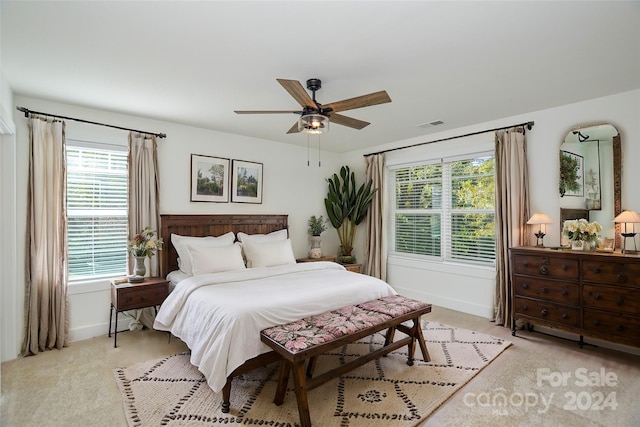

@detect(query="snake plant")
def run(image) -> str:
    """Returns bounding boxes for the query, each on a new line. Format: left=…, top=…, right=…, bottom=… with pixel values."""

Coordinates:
left=324, top=165, right=376, bottom=258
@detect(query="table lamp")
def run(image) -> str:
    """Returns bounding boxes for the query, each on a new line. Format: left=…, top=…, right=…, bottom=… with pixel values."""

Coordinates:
left=527, top=212, right=553, bottom=247
left=613, top=210, right=640, bottom=254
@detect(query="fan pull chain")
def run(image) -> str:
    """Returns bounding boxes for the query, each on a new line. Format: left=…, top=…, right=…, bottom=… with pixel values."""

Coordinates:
left=307, top=133, right=310, bottom=166
left=318, top=134, right=321, bottom=167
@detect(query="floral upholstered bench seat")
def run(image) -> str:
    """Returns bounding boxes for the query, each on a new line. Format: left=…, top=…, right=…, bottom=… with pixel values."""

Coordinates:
left=260, top=295, right=432, bottom=427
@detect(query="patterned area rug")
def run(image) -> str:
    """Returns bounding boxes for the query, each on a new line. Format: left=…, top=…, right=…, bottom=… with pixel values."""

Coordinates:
left=114, top=321, right=510, bottom=426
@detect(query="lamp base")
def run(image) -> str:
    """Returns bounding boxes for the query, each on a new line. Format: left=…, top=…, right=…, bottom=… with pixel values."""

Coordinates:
left=534, top=231, right=546, bottom=247
left=621, top=232, right=638, bottom=254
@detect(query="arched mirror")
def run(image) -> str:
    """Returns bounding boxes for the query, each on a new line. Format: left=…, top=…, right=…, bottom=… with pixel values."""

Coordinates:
left=559, top=123, right=621, bottom=247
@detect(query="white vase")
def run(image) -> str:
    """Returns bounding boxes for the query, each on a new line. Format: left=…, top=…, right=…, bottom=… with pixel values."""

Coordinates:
left=571, top=241, right=584, bottom=251
left=309, top=236, right=322, bottom=259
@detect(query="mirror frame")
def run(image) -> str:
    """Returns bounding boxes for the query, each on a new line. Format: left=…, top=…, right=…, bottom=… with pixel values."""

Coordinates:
left=560, top=124, right=621, bottom=248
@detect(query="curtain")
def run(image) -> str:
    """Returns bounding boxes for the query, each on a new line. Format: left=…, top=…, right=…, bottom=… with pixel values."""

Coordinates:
left=127, top=132, right=160, bottom=329
left=22, top=117, right=68, bottom=356
left=127, top=132, right=160, bottom=275
left=364, top=154, right=386, bottom=280
left=494, top=127, right=530, bottom=327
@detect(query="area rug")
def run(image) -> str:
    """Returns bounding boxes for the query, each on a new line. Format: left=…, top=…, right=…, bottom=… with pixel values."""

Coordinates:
left=114, top=321, right=510, bottom=426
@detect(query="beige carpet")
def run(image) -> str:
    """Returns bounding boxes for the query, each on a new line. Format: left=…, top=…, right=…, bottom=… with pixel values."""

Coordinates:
left=114, top=321, right=510, bottom=426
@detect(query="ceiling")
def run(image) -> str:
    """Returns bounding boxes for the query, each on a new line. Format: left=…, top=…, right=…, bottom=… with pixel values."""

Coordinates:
left=2, top=1, right=639, bottom=153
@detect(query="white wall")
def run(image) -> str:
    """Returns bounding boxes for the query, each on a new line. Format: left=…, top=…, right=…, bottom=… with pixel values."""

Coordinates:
left=346, top=89, right=640, bottom=319
left=2, top=95, right=344, bottom=360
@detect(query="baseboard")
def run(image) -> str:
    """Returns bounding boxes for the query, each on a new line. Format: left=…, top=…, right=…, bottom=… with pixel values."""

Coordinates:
left=68, top=317, right=132, bottom=342
left=391, top=285, right=493, bottom=319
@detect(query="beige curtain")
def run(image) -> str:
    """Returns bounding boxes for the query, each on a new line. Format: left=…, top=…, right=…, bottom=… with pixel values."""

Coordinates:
left=364, top=154, right=386, bottom=280
left=22, top=117, right=68, bottom=355
left=127, top=132, right=160, bottom=329
left=127, top=132, right=160, bottom=277
left=494, top=127, right=530, bottom=327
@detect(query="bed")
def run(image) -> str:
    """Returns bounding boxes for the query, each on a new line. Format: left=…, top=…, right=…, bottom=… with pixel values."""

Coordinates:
left=154, top=214, right=396, bottom=410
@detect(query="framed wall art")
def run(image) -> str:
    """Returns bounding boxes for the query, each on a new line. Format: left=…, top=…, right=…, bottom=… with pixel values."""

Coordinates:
left=559, top=150, right=584, bottom=197
left=231, top=159, right=263, bottom=204
left=190, top=154, right=230, bottom=202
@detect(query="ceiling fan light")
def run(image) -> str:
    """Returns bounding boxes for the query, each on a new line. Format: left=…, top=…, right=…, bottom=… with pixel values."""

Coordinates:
left=299, top=114, right=329, bottom=134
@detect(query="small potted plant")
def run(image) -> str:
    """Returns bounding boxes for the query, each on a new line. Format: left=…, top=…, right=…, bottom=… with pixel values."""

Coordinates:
left=308, top=215, right=327, bottom=258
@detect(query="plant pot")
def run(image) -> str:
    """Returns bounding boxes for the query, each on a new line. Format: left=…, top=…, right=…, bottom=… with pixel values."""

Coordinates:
left=571, top=241, right=585, bottom=251
left=337, top=255, right=356, bottom=264
left=309, top=236, right=322, bottom=259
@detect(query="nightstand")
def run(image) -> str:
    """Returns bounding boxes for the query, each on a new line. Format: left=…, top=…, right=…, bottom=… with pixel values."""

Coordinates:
left=342, top=263, right=362, bottom=273
left=296, top=256, right=337, bottom=263
left=109, top=277, right=169, bottom=348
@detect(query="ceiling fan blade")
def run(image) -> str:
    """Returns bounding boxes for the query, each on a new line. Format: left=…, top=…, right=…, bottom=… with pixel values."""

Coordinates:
left=286, top=121, right=301, bottom=134
left=277, top=79, right=318, bottom=109
left=329, top=113, right=370, bottom=130
left=234, top=110, right=300, bottom=114
left=323, top=90, right=391, bottom=113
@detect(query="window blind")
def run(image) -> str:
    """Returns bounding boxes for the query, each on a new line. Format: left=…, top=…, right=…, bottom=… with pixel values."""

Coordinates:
left=66, top=144, right=128, bottom=280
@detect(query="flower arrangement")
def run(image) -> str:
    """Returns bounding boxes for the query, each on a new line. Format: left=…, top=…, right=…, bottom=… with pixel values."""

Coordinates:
left=308, top=215, right=328, bottom=236
left=563, top=219, right=602, bottom=245
left=128, top=226, right=163, bottom=257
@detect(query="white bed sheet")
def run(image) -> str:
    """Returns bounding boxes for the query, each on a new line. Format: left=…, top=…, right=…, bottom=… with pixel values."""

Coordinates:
left=166, top=269, right=190, bottom=292
left=154, top=261, right=396, bottom=392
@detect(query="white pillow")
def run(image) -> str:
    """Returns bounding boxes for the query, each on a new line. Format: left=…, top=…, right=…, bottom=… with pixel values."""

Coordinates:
left=237, top=229, right=288, bottom=267
left=243, top=238, right=296, bottom=268
left=187, top=242, right=246, bottom=275
left=171, top=232, right=235, bottom=275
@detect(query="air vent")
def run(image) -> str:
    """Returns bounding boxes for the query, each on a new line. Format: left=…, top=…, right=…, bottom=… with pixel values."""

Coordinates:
left=417, top=120, right=444, bottom=128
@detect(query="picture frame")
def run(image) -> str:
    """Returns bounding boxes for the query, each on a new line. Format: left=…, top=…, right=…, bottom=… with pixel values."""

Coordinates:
left=231, top=159, right=263, bottom=204
left=190, top=154, right=230, bottom=202
left=559, top=151, right=584, bottom=197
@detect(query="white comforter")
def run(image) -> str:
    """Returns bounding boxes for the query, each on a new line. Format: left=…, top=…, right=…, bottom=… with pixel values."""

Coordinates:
left=153, top=261, right=396, bottom=392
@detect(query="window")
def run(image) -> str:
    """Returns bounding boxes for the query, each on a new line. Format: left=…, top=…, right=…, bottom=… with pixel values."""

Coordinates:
left=66, top=142, right=128, bottom=281
left=392, top=153, right=495, bottom=265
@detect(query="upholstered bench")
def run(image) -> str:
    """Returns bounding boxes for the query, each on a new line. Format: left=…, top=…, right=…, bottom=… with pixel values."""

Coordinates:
left=260, top=295, right=432, bottom=427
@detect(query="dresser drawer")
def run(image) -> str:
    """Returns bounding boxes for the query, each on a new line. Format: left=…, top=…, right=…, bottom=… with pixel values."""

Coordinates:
left=582, top=261, right=640, bottom=286
left=513, top=276, right=579, bottom=305
left=512, top=254, right=579, bottom=280
left=583, top=309, right=640, bottom=341
left=514, top=297, right=579, bottom=327
left=115, top=283, right=168, bottom=310
left=583, top=284, right=640, bottom=314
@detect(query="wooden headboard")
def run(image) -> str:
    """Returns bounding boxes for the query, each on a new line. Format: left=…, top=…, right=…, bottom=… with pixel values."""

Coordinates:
left=159, top=214, right=288, bottom=277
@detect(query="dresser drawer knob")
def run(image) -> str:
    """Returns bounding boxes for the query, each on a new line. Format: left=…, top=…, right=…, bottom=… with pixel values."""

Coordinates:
left=616, top=324, right=624, bottom=332
left=522, top=305, right=528, bottom=311
left=539, top=266, right=549, bottom=275
left=561, top=264, right=568, bottom=271
left=616, top=296, right=624, bottom=305
left=540, top=309, right=548, bottom=316
left=594, top=294, right=602, bottom=301
left=561, top=313, right=568, bottom=319
left=593, top=319, right=600, bottom=326
left=561, top=290, right=568, bottom=296
left=593, top=267, right=601, bottom=273
left=541, top=287, right=548, bottom=293
left=617, top=273, right=627, bottom=283
left=523, top=261, right=529, bottom=267
left=140, top=296, right=146, bottom=301
left=522, top=283, right=529, bottom=289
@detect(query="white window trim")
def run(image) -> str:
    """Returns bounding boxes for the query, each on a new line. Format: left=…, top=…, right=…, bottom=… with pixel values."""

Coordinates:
left=387, top=147, right=496, bottom=269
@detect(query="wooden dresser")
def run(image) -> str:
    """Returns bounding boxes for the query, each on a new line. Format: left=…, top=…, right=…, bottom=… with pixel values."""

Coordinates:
left=510, top=246, right=640, bottom=348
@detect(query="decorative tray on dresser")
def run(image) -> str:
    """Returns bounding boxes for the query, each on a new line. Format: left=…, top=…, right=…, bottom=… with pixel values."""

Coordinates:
left=510, top=246, right=640, bottom=348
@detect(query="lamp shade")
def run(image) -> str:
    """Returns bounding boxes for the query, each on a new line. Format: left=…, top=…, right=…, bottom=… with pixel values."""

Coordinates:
left=613, top=210, right=640, bottom=224
left=527, top=212, right=553, bottom=225
left=298, top=114, right=329, bottom=134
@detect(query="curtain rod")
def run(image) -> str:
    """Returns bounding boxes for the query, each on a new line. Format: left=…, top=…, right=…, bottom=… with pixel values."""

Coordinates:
left=364, top=121, right=534, bottom=157
left=16, top=106, right=166, bottom=139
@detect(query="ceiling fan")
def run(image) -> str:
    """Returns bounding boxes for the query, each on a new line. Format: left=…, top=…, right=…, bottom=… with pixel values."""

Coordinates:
left=234, top=78, right=391, bottom=134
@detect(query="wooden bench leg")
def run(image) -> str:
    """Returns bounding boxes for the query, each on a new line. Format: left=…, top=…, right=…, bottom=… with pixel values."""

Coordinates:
left=306, top=356, right=318, bottom=378
left=415, top=319, right=430, bottom=362
left=291, top=360, right=312, bottom=427
left=274, top=360, right=290, bottom=406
